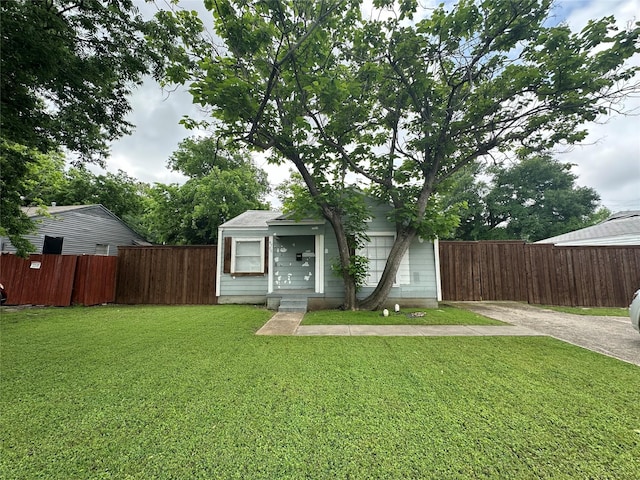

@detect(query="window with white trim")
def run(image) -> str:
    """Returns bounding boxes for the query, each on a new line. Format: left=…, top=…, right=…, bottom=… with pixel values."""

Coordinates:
left=232, top=238, right=265, bottom=274
left=357, top=234, right=410, bottom=287
left=358, top=234, right=395, bottom=286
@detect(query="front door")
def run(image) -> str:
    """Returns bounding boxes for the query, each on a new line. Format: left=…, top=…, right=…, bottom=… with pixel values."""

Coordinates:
left=272, top=235, right=316, bottom=291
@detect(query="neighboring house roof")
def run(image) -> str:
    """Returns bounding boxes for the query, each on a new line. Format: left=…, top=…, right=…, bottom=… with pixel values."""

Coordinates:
left=219, top=210, right=283, bottom=228
left=536, top=211, right=640, bottom=246
left=21, top=204, right=101, bottom=216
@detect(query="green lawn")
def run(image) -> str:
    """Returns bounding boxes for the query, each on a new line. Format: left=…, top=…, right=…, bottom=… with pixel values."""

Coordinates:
left=302, top=304, right=506, bottom=325
left=536, top=305, right=629, bottom=317
left=1, top=305, right=639, bottom=479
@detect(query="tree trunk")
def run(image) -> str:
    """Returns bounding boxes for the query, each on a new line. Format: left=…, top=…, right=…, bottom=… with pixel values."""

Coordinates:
left=358, top=229, right=416, bottom=310
left=324, top=209, right=359, bottom=310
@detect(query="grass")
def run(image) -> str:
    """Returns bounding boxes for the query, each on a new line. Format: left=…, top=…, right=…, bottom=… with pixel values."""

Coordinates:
left=1, top=305, right=639, bottom=479
left=537, top=305, right=629, bottom=317
left=302, top=304, right=506, bottom=325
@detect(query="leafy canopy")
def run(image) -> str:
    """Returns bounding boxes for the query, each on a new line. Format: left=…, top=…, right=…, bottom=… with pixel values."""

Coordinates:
left=139, top=137, right=270, bottom=245
left=162, top=0, right=639, bottom=309
left=444, top=154, right=610, bottom=242
left=0, top=0, right=181, bottom=256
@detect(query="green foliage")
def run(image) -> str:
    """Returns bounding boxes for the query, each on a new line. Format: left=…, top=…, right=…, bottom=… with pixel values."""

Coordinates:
left=2, top=306, right=639, bottom=478
left=167, top=136, right=251, bottom=177
left=0, top=0, right=181, bottom=255
left=19, top=151, right=67, bottom=208
left=444, top=154, right=610, bottom=241
left=55, top=167, right=147, bottom=220
left=139, top=138, right=270, bottom=244
left=1, top=0, right=168, bottom=158
left=0, top=142, right=54, bottom=255
left=302, top=305, right=506, bottom=325
left=159, top=0, right=640, bottom=308
left=331, top=254, right=369, bottom=293
left=277, top=171, right=323, bottom=221
left=540, top=305, right=629, bottom=317
left=15, top=154, right=148, bottom=235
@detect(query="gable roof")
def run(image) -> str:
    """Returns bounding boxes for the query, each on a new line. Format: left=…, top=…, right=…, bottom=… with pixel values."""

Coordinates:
left=267, top=213, right=325, bottom=226
left=536, top=211, right=640, bottom=246
left=220, top=210, right=283, bottom=228
left=21, top=204, right=105, bottom=217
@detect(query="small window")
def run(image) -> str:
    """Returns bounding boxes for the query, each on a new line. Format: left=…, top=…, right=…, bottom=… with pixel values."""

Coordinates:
left=43, top=235, right=63, bottom=254
left=232, top=238, right=265, bottom=274
left=95, top=244, right=110, bottom=255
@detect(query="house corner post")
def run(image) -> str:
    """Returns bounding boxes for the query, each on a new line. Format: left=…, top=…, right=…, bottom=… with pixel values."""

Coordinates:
left=434, top=238, right=442, bottom=302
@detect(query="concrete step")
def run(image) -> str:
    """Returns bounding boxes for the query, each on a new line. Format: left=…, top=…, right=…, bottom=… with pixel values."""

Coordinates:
left=278, top=297, right=308, bottom=313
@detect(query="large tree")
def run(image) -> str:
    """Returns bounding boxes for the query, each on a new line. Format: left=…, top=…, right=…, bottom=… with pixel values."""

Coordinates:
left=0, top=0, right=186, bottom=255
left=164, top=0, right=639, bottom=309
left=445, top=155, right=609, bottom=241
left=140, top=137, right=270, bottom=245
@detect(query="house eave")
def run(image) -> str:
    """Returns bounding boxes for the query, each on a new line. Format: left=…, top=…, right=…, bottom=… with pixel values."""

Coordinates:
left=266, top=219, right=325, bottom=227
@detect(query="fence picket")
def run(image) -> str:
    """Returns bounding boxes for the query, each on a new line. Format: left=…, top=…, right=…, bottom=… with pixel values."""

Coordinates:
left=440, top=242, right=640, bottom=307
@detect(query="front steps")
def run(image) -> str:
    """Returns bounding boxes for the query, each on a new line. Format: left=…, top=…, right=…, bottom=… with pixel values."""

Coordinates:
left=277, top=296, right=308, bottom=313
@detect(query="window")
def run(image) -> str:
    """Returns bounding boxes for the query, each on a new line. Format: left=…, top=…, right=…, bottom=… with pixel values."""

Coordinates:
left=357, top=234, right=410, bottom=287
left=95, top=244, right=110, bottom=255
left=232, top=238, right=265, bottom=274
left=42, top=235, right=63, bottom=254
left=358, top=235, right=394, bottom=286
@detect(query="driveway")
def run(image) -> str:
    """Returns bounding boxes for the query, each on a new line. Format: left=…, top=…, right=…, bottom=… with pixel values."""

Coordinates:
left=451, top=301, right=640, bottom=366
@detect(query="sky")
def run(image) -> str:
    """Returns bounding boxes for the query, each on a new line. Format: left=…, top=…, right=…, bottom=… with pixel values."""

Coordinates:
left=105, top=0, right=640, bottom=212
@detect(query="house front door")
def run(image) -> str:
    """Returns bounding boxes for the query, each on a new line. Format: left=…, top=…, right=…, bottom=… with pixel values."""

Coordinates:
left=272, top=235, right=317, bottom=292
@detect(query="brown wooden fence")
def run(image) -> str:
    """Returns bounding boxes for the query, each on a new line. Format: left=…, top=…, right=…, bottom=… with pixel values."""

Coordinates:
left=0, top=253, right=117, bottom=306
left=115, top=246, right=217, bottom=305
left=439, top=241, right=640, bottom=307
left=4, top=243, right=637, bottom=308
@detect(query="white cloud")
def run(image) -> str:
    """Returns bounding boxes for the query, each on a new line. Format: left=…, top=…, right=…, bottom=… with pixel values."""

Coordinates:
left=107, top=82, right=195, bottom=185
left=557, top=0, right=640, bottom=211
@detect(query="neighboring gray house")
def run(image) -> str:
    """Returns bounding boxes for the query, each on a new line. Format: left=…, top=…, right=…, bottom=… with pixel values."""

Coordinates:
left=536, top=211, right=640, bottom=246
left=216, top=204, right=442, bottom=310
left=1, top=204, right=150, bottom=256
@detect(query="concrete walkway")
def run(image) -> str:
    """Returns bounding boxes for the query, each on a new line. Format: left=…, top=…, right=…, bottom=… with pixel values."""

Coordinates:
left=256, top=312, right=544, bottom=337
left=256, top=312, right=305, bottom=335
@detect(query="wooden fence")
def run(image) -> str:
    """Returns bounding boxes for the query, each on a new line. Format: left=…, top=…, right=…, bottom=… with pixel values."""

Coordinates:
left=115, top=246, right=217, bottom=305
left=439, top=241, right=640, bottom=307
left=0, top=253, right=117, bottom=306
left=3, top=243, right=637, bottom=308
